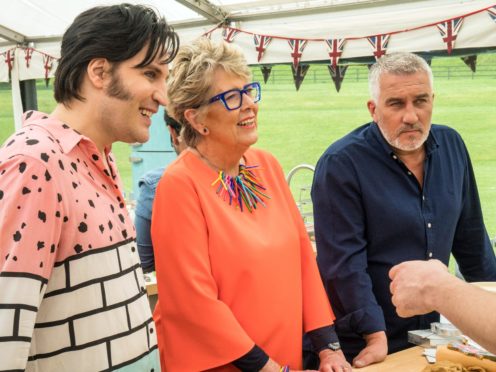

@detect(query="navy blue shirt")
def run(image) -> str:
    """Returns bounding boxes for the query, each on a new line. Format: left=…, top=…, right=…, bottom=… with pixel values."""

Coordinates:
left=312, top=122, right=496, bottom=359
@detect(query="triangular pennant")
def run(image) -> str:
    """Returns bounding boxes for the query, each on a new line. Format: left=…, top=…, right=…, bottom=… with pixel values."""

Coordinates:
left=222, top=27, right=239, bottom=43
left=367, top=34, right=390, bottom=60
left=254, top=34, right=272, bottom=63
left=204, top=30, right=214, bottom=40
left=260, top=65, right=272, bottom=84
left=436, top=17, right=464, bottom=54
left=461, top=55, right=477, bottom=73
left=423, top=56, right=432, bottom=66
left=487, top=6, right=496, bottom=22
left=288, top=39, right=308, bottom=69
left=367, top=63, right=374, bottom=70
left=291, top=64, right=310, bottom=91
left=24, top=48, right=34, bottom=68
left=325, top=38, right=346, bottom=68
left=328, top=65, right=348, bottom=93
left=5, top=49, right=15, bottom=75
left=43, top=54, right=54, bottom=86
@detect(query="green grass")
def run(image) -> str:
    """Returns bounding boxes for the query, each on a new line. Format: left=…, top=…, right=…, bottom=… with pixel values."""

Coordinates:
left=1, top=55, right=495, bottom=240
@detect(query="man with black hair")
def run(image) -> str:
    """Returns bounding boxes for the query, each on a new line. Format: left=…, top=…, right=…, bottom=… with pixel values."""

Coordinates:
left=135, top=110, right=186, bottom=273
left=0, top=4, right=178, bottom=370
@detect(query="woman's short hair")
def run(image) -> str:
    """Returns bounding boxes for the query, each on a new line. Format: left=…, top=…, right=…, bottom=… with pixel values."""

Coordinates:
left=54, top=3, right=179, bottom=105
left=368, top=52, right=433, bottom=102
left=167, top=37, right=251, bottom=147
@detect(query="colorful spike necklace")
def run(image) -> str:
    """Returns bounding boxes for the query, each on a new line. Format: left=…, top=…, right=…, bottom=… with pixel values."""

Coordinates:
left=211, top=164, right=270, bottom=213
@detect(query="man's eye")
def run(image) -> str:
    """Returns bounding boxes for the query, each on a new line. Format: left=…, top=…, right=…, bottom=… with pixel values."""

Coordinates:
left=145, top=71, right=156, bottom=79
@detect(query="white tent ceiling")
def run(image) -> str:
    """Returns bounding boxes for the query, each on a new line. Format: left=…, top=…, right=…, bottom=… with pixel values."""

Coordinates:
left=1, top=0, right=496, bottom=128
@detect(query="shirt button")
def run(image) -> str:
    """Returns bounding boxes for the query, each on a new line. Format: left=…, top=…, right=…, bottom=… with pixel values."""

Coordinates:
left=428, top=252, right=433, bottom=258
left=392, top=155, right=397, bottom=159
left=422, top=195, right=425, bottom=201
left=427, top=222, right=432, bottom=228
left=407, top=171, right=412, bottom=176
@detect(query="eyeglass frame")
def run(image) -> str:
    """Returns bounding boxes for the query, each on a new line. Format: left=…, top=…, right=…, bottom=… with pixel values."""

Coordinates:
left=206, top=81, right=261, bottom=111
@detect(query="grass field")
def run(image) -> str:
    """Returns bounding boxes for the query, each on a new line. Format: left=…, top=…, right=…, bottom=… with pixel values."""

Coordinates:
left=1, top=55, right=495, bottom=239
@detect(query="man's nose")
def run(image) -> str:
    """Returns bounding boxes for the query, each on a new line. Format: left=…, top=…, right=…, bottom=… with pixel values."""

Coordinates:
left=403, top=103, right=418, bottom=125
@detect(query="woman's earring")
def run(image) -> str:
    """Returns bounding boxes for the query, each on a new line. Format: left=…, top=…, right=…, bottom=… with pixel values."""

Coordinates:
left=203, top=127, right=209, bottom=134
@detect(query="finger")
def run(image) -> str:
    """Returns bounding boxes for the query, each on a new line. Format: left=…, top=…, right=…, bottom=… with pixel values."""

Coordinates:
left=388, top=264, right=400, bottom=279
left=353, top=350, right=375, bottom=368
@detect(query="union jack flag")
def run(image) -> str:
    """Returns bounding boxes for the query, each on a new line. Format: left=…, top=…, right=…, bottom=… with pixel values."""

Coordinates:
left=24, top=48, right=34, bottom=68
left=222, top=27, right=239, bottom=43
left=328, top=65, right=348, bottom=93
left=291, top=64, right=310, bottom=91
left=487, top=6, right=496, bottom=22
left=325, top=38, right=346, bottom=68
left=5, top=49, right=14, bottom=74
left=436, top=17, right=464, bottom=54
left=43, top=54, right=54, bottom=85
left=288, top=39, right=308, bottom=69
left=367, top=34, right=390, bottom=60
left=254, top=34, right=272, bottom=62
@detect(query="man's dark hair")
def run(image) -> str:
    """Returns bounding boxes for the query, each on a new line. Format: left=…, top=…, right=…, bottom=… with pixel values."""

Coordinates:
left=54, top=3, right=179, bottom=104
left=164, top=110, right=181, bottom=135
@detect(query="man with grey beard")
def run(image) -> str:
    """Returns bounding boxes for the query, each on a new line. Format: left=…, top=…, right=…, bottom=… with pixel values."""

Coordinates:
left=310, top=52, right=496, bottom=369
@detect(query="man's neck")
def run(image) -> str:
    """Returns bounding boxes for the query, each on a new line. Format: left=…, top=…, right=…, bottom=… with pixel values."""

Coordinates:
left=395, top=146, right=426, bottom=187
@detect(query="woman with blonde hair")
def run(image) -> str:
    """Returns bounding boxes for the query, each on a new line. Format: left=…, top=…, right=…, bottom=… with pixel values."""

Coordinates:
left=151, top=38, right=350, bottom=371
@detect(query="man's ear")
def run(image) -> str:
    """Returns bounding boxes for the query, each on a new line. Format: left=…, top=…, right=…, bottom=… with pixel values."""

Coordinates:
left=367, top=99, right=378, bottom=122
left=87, top=58, right=111, bottom=89
left=184, top=108, right=205, bottom=134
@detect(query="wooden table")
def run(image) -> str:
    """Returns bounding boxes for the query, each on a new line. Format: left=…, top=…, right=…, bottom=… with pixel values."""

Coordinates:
left=354, top=347, right=427, bottom=371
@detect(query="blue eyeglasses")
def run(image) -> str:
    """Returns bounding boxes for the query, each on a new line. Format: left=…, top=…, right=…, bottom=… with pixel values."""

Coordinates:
left=207, top=82, right=261, bottom=111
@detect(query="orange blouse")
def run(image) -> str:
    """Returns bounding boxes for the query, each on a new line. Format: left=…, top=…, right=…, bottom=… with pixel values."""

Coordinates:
left=151, top=148, right=334, bottom=371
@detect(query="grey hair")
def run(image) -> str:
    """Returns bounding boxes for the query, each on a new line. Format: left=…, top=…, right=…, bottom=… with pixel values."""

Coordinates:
left=368, top=53, right=433, bottom=102
left=166, top=37, right=251, bottom=147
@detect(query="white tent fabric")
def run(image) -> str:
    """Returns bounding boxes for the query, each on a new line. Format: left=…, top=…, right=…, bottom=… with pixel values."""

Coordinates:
left=1, top=0, right=496, bottom=129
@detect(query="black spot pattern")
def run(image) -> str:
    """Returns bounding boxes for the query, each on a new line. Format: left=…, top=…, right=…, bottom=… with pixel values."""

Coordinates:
left=40, top=153, right=49, bottom=162
left=55, top=211, right=61, bottom=218
left=78, top=222, right=88, bottom=233
left=45, top=170, right=51, bottom=181
left=38, top=211, right=47, bottom=223
left=32, top=175, right=38, bottom=180
left=92, top=154, right=99, bottom=161
left=26, top=139, right=39, bottom=145
left=62, top=124, right=70, bottom=129
left=99, top=225, right=105, bottom=233
left=50, top=244, right=56, bottom=253
left=7, top=139, right=15, bottom=147
left=72, top=182, right=78, bottom=189
left=58, top=160, right=65, bottom=171
left=63, top=216, right=69, bottom=223
left=21, top=222, right=26, bottom=229
left=19, top=162, right=27, bottom=173
left=22, top=187, right=31, bottom=195
left=108, top=221, right=113, bottom=230
left=25, top=111, right=34, bottom=119
left=71, top=162, right=77, bottom=172
left=0, top=190, right=3, bottom=200
left=88, top=200, right=95, bottom=208
left=122, top=230, right=128, bottom=239
left=84, top=213, right=87, bottom=219
left=37, top=241, right=45, bottom=250
left=74, top=244, right=83, bottom=253
left=57, top=193, right=62, bottom=202
left=104, top=169, right=110, bottom=177
left=118, top=214, right=125, bottom=223
left=110, top=205, right=115, bottom=213
left=13, top=231, right=21, bottom=242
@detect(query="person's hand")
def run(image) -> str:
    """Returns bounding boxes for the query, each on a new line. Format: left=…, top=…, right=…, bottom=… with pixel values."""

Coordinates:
left=389, top=259, right=449, bottom=317
left=352, top=331, right=387, bottom=368
left=318, top=348, right=352, bottom=371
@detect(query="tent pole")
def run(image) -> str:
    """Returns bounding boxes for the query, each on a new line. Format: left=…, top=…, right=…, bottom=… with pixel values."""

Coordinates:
left=20, top=80, right=38, bottom=112
left=11, top=48, right=23, bottom=131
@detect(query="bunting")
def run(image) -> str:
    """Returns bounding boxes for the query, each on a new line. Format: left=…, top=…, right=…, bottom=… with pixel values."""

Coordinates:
left=288, top=39, right=308, bottom=69
left=325, top=38, right=346, bottom=68
left=461, top=55, right=477, bottom=73
left=487, top=6, right=496, bottom=22
left=291, top=64, right=310, bottom=91
left=5, top=49, right=14, bottom=75
left=24, top=48, right=34, bottom=68
left=43, top=54, right=54, bottom=86
left=436, top=18, right=464, bottom=54
left=254, top=34, right=272, bottom=62
left=328, top=65, right=348, bottom=92
left=260, top=65, right=272, bottom=84
left=222, top=27, right=239, bottom=43
left=367, top=34, right=390, bottom=60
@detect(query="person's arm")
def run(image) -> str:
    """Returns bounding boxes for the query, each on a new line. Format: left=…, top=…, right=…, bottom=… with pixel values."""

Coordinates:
left=0, top=156, right=62, bottom=370
left=312, top=153, right=387, bottom=368
left=451, top=140, right=496, bottom=281
left=135, top=180, right=156, bottom=272
left=389, top=259, right=496, bottom=354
